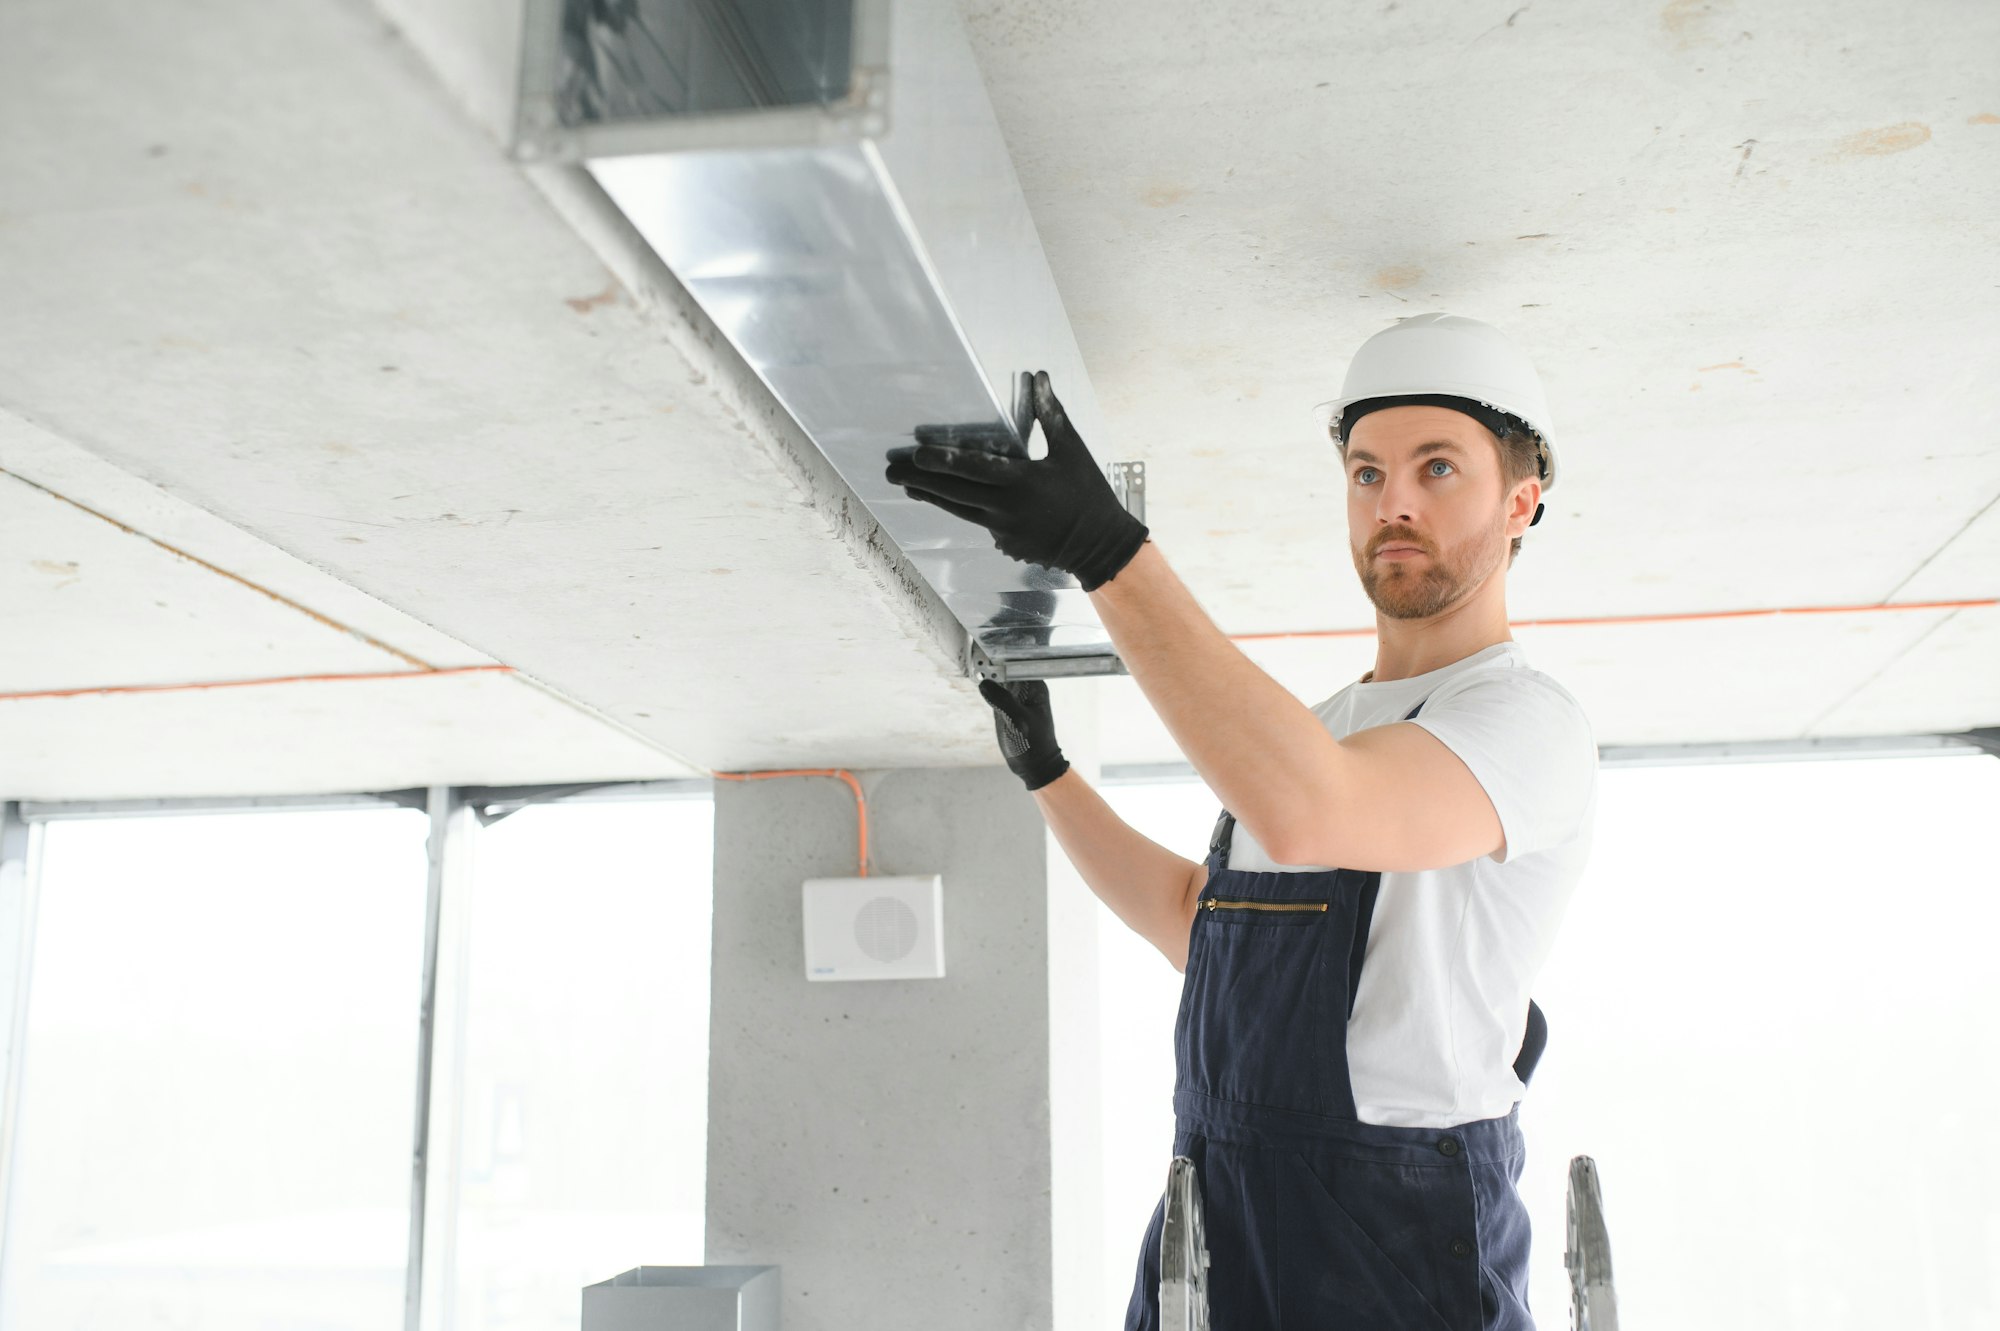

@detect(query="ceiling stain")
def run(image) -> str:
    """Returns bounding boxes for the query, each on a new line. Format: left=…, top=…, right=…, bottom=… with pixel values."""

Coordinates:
left=565, top=284, right=619, bottom=314
left=1834, top=122, right=1931, bottom=157
left=1697, top=360, right=1757, bottom=374
left=1141, top=184, right=1192, bottom=208
left=1969, top=112, right=2000, bottom=125
left=1661, top=0, right=1731, bottom=50
left=181, top=180, right=245, bottom=210
left=1372, top=264, right=1423, bottom=290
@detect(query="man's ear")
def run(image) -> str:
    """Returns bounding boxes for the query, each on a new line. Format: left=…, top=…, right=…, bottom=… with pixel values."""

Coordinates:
left=1508, top=477, right=1543, bottom=536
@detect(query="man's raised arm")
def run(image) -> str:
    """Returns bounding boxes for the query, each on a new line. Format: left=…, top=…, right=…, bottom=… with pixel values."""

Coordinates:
left=981, top=679, right=1204, bottom=971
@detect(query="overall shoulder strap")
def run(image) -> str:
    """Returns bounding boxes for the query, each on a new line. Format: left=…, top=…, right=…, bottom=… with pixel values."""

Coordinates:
left=1207, top=806, right=1235, bottom=859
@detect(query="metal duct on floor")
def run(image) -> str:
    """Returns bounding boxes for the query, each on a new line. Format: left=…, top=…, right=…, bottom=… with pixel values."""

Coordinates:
left=514, top=0, right=1129, bottom=681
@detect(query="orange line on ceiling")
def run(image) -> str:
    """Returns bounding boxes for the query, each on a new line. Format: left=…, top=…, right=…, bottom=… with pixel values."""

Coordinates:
left=1229, top=597, right=1997, bottom=643
left=0, top=664, right=515, bottom=702
left=4, top=600, right=1990, bottom=700
left=2, top=464, right=436, bottom=670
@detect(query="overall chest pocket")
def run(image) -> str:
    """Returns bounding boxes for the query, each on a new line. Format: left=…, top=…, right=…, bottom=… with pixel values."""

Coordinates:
left=1174, top=893, right=1345, bottom=1114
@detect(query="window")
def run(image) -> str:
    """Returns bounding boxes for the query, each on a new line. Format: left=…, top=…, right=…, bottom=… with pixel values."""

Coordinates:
left=438, top=796, right=711, bottom=1330
left=1, top=791, right=716, bottom=1331
left=1, top=809, right=427, bottom=1331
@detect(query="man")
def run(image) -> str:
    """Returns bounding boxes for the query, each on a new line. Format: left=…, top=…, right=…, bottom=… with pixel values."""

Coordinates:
left=885, top=313, right=1598, bottom=1329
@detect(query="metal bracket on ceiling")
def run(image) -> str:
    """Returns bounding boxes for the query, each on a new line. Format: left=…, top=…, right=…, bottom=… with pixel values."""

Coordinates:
left=962, top=636, right=1127, bottom=685
left=456, top=782, right=639, bottom=825
left=1109, top=461, right=1147, bottom=526
left=1946, top=726, right=2000, bottom=760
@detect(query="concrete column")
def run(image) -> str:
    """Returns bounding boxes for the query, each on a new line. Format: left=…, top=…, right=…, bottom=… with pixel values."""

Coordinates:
left=706, top=685, right=1104, bottom=1331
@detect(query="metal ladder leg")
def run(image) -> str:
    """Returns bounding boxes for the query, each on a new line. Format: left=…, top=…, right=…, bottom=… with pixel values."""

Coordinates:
left=1565, top=1155, right=1619, bottom=1331
left=1159, top=1156, right=1210, bottom=1331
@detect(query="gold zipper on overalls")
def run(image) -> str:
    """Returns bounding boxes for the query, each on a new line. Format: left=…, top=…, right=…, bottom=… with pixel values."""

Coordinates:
left=1202, top=897, right=1329, bottom=913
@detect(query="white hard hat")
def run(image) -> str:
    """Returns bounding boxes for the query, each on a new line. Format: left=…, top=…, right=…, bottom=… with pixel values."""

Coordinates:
left=1315, top=313, right=1559, bottom=498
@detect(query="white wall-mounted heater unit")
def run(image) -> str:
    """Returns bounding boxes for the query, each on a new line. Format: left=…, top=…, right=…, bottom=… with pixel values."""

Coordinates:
left=802, top=874, right=945, bottom=982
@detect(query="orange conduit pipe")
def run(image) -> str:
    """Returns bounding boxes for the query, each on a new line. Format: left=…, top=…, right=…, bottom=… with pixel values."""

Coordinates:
left=1228, top=596, right=1998, bottom=643
left=0, top=597, right=1988, bottom=708
left=3, top=599, right=1991, bottom=884
left=0, top=465, right=438, bottom=670
left=0, top=664, right=516, bottom=701
left=710, top=769, right=870, bottom=877
left=7, top=593, right=1989, bottom=703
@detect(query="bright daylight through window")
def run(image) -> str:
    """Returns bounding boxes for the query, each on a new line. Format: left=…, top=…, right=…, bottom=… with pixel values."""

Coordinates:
left=0, top=796, right=713, bottom=1331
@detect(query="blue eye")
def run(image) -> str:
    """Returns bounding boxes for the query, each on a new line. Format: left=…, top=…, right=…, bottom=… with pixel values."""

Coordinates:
left=1354, top=467, right=1379, bottom=484
left=1429, top=459, right=1454, bottom=477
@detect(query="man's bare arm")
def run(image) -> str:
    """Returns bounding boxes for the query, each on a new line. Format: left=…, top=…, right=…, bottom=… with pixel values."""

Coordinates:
left=1090, top=541, right=1504, bottom=871
left=1032, top=768, right=1205, bottom=972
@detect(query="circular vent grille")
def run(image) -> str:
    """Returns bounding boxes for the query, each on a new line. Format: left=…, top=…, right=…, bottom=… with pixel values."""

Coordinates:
left=854, top=896, right=920, bottom=963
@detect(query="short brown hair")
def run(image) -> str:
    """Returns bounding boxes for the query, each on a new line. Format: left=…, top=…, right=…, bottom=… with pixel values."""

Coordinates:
left=1491, top=423, right=1545, bottom=565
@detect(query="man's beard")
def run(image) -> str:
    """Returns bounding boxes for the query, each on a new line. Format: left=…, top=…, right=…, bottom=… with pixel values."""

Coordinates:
left=1352, top=519, right=1507, bottom=621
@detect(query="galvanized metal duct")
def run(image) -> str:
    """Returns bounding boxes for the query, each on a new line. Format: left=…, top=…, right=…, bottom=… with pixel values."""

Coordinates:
left=514, top=0, right=1132, bottom=680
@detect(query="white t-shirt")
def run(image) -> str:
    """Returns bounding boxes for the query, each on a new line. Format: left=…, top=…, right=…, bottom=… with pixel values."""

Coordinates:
left=1224, top=641, right=1599, bottom=1130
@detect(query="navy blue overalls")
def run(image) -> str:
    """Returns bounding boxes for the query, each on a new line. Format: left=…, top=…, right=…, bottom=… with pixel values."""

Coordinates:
left=1125, top=696, right=1538, bottom=1331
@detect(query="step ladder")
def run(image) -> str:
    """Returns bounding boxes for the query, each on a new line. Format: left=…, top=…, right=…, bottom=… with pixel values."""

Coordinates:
left=1156, top=1150, right=1620, bottom=1329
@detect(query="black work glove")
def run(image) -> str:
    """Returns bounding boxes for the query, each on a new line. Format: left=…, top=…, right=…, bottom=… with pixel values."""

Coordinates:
left=884, top=371, right=1149, bottom=592
left=977, top=677, right=1070, bottom=791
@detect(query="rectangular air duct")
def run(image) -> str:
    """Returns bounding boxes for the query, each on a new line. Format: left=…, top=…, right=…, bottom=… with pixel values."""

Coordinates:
left=513, top=0, right=1131, bottom=681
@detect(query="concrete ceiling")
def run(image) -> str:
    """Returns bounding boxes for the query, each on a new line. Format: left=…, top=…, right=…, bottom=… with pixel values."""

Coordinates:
left=2, top=0, right=1995, bottom=801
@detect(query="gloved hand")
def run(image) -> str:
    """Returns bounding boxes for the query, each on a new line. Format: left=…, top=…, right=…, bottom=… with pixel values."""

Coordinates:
left=884, top=371, right=1149, bottom=592
left=978, top=677, right=1070, bottom=792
